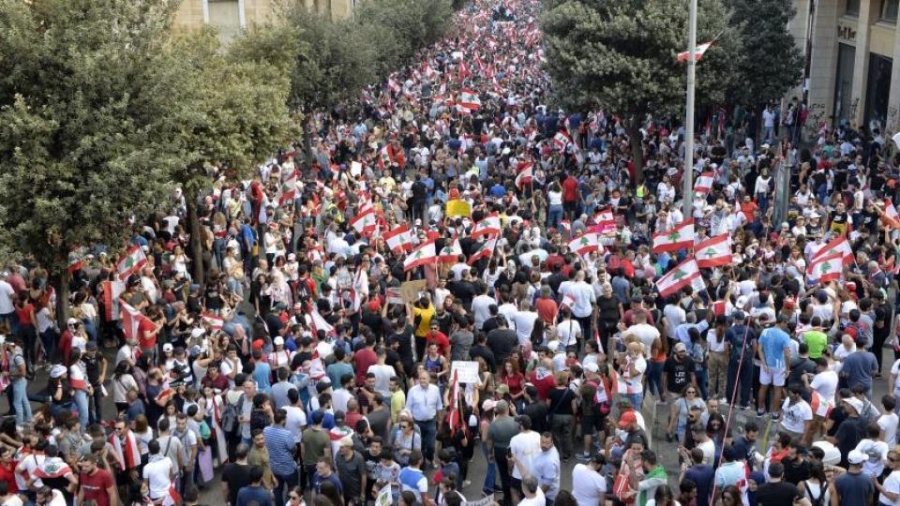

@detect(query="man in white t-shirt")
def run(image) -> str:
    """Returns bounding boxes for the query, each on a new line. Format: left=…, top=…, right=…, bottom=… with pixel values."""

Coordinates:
left=879, top=396, right=899, bottom=447
left=509, top=415, right=542, bottom=504
left=0, top=271, right=15, bottom=326
left=805, top=357, right=838, bottom=406
left=515, top=476, right=546, bottom=506
left=780, top=384, right=813, bottom=439
left=142, top=440, right=174, bottom=503
left=623, top=311, right=660, bottom=359
left=571, top=455, right=607, bottom=506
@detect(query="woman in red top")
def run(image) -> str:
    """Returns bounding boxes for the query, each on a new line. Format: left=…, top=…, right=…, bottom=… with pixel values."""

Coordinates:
left=498, top=359, right=525, bottom=406
left=0, top=447, right=18, bottom=494
left=14, top=290, right=35, bottom=377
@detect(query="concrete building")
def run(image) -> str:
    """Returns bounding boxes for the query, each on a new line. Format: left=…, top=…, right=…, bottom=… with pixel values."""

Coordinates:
left=790, top=0, right=900, bottom=133
left=172, top=0, right=357, bottom=42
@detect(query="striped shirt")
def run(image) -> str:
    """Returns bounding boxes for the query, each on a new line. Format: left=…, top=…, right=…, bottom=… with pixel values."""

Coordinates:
left=263, top=425, right=298, bottom=476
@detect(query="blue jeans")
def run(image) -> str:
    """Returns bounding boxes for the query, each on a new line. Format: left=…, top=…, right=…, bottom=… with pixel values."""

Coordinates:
left=73, top=389, right=89, bottom=429
left=11, top=378, right=31, bottom=426
left=547, top=204, right=563, bottom=229
left=695, top=368, right=709, bottom=401
left=481, top=443, right=497, bottom=495
left=626, top=393, right=643, bottom=411
left=646, top=361, right=664, bottom=398
left=415, top=419, right=437, bottom=464
left=727, top=357, right=753, bottom=407
left=273, top=469, right=299, bottom=506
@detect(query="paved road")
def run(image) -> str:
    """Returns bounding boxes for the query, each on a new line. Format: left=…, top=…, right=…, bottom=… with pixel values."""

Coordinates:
left=11, top=349, right=892, bottom=504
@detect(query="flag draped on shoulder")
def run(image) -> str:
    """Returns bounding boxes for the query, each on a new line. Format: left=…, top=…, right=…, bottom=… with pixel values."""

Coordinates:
left=656, top=257, right=703, bottom=298
left=117, top=245, right=147, bottom=280
left=696, top=234, right=733, bottom=268
left=404, top=241, right=437, bottom=271
left=652, top=220, right=696, bottom=253
left=515, top=162, right=534, bottom=190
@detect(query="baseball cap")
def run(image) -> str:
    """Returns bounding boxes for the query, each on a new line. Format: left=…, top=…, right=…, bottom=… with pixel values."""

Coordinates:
left=673, top=342, right=687, bottom=353
left=163, top=343, right=174, bottom=352
left=584, top=362, right=600, bottom=373
left=848, top=449, right=866, bottom=465
left=482, top=399, right=497, bottom=412
left=618, top=410, right=637, bottom=429
left=50, top=364, right=67, bottom=379
left=844, top=397, right=864, bottom=413
left=274, top=336, right=285, bottom=346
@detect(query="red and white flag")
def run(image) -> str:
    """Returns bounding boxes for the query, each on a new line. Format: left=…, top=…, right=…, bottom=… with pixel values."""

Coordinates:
left=468, top=236, right=498, bottom=265
left=69, top=364, right=89, bottom=391
left=116, top=245, right=147, bottom=281
left=447, top=370, right=461, bottom=433
left=881, top=199, right=900, bottom=229
left=808, top=236, right=854, bottom=271
left=376, top=145, right=393, bottom=170
left=67, top=255, right=84, bottom=275
left=614, top=369, right=642, bottom=395
left=515, top=162, right=534, bottom=189
left=560, top=293, right=576, bottom=309
left=808, top=252, right=843, bottom=283
left=811, top=390, right=833, bottom=418
left=109, top=431, right=141, bottom=471
left=471, top=213, right=501, bottom=238
left=568, top=233, right=601, bottom=256
left=652, top=219, right=696, bottom=253
left=695, top=234, right=733, bottom=268
left=677, top=41, right=713, bottom=62
left=458, top=89, right=481, bottom=110
left=404, top=241, right=437, bottom=271
left=593, top=209, right=616, bottom=233
left=656, top=257, right=703, bottom=298
left=552, top=131, right=571, bottom=152
left=383, top=224, right=414, bottom=253
left=350, top=209, right=377, bottom=236
left=559, top=220, right=571, bottom=233
left=438, top=238, right=463, bottom=263
left=120, top=303, right=146, bottom=341
left=694, top=172, right=715, bottom=194
left=202, top=313, right=224, bottom=331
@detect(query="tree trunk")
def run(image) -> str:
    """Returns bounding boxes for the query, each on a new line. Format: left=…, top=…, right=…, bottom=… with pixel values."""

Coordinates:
left=54, top=272, right=70, bottom=331
left=627, top=122, right=644, bottom=184
left=303, top=115, right=315, bottom=169
left=187, top=196, right=205, bottom=283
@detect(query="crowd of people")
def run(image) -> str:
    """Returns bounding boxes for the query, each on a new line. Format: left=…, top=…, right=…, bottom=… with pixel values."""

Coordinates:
left=2, top=0, right=900, bottom=506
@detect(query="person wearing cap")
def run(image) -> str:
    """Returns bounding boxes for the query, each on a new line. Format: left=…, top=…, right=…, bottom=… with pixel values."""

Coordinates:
left=827, top=397, right=868, bottom=468
left=832, top=448, right=874, bottom=506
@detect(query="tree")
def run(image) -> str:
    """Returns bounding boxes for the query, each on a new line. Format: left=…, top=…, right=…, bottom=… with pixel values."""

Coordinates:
left=0, top=0, right=184, bottom=324
left=725, top=0, right=803, bottom=110
left=162, top=29, right=298, bottom=281
left=541, top=0, right=739, bottom=181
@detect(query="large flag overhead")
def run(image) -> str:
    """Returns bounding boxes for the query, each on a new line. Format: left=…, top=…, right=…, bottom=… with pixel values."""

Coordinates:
left=656, top=257, right=703, bottom=298
left=696, top=234, right=733, bottom=268
left=568, top=233, right=601, bottom=256
left=404, top=241, right=437, bottom=271
left=694, top=172, right=715, bottom=194
left=677, top=41, right=713, bottom=62
left=552, top=131, right=571, bottom=152
left=458, top=89, right=481, bottom=110
left=808, top=252, right=843, bottom=283
left=807, top=236, right=854, bottom=272
left=117, top=245, right=147, bottom=281
left=652, top=219, right=696, bottom=253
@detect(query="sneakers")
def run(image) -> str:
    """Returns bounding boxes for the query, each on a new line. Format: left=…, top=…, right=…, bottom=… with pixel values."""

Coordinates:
left=756, top=409, right=766, bottom=417
left=578, top=452, right=591, bottom=460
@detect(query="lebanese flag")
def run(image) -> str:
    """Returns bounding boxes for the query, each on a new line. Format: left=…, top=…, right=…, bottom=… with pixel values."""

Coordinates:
left=279, top=188, right=297, bottom=208
left=696, top=234, right=733, bottom=268
left=69, top=364, right=89, bottom=391
left=656, top=257, right=702, bottom=298
left=593, top=209, right=616, bottom=232
left=156, top=387, right=175, bottom=403
left=109, top=431, right=141, bottom=471
left=560, top=293, right=576, bottom=310
left=116, top=245, right=147, bottom=281
left=376, top=145, right=392, bottom=170
left=350, top=209, right=377, bottom=236
left=447, top=370, right=461, bottom=433
left=424, top=64, right=438, bottom=80
left=808, top=252, right=843, bottom=283
left=33, top=459, right=73, bottom=480
left=202, top=313, right=224, bottom=330
left=694, top=171, right=715, bottom=194
left=614, top=368, right=642, bottom=395
left=163, top=484, right=181, bottom=506
left=471, top=213, right=501, bottom=238
left=67, top=256, right=84, bottom=275
left=458, top=89, right=480, bottom=110
left=468, top=236, right=498, bottom=265
left=559, top=220, right=571, bottom=232
left=438, top=238, right=463, bottom=263
left=120, top=303, right=146, bottom=341
left=404, top=241, right=437, bottom=271
left=568, top=233, right=601, bottom=256
left=652, top=219, right=696, bottom=253
left=553, top=131, right=571, bottom=152
left=808, top=236, right=854, bottom=271
left=384, top=224, right=414, bottom=253
left=811, top=390, right=833, bottom=418
left=515, top=162, right=534, bottom=190
left=458, top=62, right=472, bottom=81
left=307, top=306, right=335, bottom=339
left=881, top=199, right=900, bottom=229
left=677, top=41, right=713, bottom=62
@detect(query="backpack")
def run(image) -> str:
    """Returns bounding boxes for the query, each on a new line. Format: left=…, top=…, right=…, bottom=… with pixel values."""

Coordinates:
left=220, top=393, right=244, bottom=435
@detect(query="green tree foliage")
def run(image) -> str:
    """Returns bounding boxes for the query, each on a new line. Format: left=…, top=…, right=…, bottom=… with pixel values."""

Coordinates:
left=160, top=29, right=298, bottom=280
left=0, top=0, right=184, bottom=318
left=542, top=0, right=739, bottom=180
left=725, top=0, right=803, bottom=108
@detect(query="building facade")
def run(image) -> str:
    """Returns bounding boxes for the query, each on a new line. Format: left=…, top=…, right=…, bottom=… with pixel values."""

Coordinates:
left=172, top=0, right=357, bottom=41
left=791, top=0, right=900, bottom=134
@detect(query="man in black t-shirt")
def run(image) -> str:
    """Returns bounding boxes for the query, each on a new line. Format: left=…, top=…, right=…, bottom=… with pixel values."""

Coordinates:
left=222, top=444, right=254, bottom=506
left=663, top=342, right=696, bottom=401
left=755, top=462, right=800, bottom=506
left=486, top=316, right=518, bottom=366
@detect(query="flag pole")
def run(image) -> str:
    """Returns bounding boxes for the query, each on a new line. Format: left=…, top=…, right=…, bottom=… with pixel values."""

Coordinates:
left=682, top=0, right=698, bottom=219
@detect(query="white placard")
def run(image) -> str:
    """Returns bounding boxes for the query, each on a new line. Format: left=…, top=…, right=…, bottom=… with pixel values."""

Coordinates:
left=375, top=483, right=392, bottom=506
left=351, top=161, right=362, bottom=177
left=450, top=361, right=480, bottom=384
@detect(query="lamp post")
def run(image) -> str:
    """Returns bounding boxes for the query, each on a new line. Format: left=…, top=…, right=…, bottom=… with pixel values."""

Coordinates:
left=682, top=0, right=698, bottom=218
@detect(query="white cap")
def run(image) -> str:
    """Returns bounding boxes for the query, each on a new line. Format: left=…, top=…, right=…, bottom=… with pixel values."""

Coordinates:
left=274, top=336, right=285, bottom=346
left=50, top=364, right=67, bottom=378
left=848, top=449, right=866, bottom=465
left=163, top=343, right=174, bottom=352
left=584, top=362, right=600, bottom=373
left=67, top=318, right=79, bottom=326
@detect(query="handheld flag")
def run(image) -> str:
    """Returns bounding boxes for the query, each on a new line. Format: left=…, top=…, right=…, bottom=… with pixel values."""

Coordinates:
left=695, top=234, right=733, bottom=268
left=656, top=257, right=703, bottom=298
left=116, top=245, right=148, bottom=281
left=384, top=224, right=414, bottom=253
left=652, top=219, right=696, bottom=253
left=568, top=233, right=601, bottom=256
left=404, top=241, right=437, bottom=272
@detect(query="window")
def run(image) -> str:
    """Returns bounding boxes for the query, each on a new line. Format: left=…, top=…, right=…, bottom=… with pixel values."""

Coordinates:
left=881, top=0, right=899, bottom=22
left=207, top=0, right=243, bottom=42
left=846, top=0, right=860, bottom=16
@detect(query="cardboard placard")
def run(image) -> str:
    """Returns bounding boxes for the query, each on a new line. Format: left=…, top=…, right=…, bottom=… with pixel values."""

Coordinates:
left=400, top=280, right=427, bottom=304
left=450, top=361, right=480, bottom=384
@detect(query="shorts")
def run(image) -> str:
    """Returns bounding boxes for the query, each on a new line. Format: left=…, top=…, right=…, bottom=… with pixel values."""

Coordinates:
left=760, top=366, right=786, bottom=386
left=582, top=413, right=605, bottom=434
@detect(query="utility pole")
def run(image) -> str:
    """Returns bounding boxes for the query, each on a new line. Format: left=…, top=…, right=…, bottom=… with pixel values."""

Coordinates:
left=682, top=0, right=698, bottom=218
